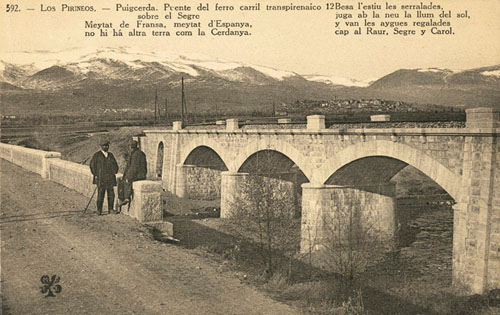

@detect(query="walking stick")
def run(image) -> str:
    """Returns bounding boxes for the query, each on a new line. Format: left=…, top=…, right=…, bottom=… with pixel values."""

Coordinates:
left=83, top=186, right=98, bottom=214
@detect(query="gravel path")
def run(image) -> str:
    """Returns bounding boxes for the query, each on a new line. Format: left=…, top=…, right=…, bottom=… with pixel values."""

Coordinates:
left=0, top=159, right=298, bottom=315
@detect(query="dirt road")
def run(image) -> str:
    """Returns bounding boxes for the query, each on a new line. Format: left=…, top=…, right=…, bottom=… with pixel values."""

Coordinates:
left=0, top=160, right=298, bottom=315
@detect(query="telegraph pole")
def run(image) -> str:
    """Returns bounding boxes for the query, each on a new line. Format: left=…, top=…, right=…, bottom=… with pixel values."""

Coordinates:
left=181, top=77, right=187, bottom=127
left=154, top=89, right=158, bottom=124
left=183, top=77, right=188, bottom=124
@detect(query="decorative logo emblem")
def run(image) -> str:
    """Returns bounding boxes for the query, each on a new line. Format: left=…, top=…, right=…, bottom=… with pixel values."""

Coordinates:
left=40, top=275, right=62, bottom=297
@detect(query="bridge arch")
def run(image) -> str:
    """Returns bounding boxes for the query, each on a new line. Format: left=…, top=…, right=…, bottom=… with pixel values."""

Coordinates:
left=177, top=139, right=229, bottom=201
left=232, top=140, right=313, bottom=181
left=180, top=137, right=231, bottom=169
left=314, top=140, right=462, bottom=201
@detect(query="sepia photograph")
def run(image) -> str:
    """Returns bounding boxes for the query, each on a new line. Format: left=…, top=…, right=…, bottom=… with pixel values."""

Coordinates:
left=1, top=0, right=499, bottom=314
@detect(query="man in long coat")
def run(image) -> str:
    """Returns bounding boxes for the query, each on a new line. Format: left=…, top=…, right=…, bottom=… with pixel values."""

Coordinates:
left=90, top=139, right=119, bottom=215
left=119, top=140, right=147, bottom=207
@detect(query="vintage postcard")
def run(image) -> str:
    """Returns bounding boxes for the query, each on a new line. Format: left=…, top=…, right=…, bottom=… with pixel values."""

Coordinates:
left=1, top=1, right=499, bottom=314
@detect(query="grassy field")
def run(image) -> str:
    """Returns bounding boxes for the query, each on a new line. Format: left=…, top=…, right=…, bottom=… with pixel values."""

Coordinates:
left=166, top=200, right=498, bottom=315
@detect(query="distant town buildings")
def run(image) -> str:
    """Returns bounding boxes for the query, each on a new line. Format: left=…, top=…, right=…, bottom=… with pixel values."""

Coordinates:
left=282, top=99, right=439, bottom=114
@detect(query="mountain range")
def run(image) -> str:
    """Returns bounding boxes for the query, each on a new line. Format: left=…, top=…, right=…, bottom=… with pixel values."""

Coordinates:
left=1, top=48, right=499, bottom=115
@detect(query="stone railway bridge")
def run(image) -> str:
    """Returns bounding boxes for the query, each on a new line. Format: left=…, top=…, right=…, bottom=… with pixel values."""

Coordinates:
left=136, top=108, right=499, bottom=294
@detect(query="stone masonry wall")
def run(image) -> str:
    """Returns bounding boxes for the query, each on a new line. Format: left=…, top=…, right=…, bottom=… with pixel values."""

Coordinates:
left=0, top=143, right=13, bottom=161
left=301, top=184, right=396, bottom=255
left=141, top=130, right=467, bottom=190
left=183, top=165, right=221, bottom=200
left=123, top=180, right=163, bottom=222
left=1, top=143, right=162, bottom=223
left=0, top=142, right=61, bottom=178
left=488, top=137, right=500, bottom=290
left=454, top=135, right=499, bottom=293
left=49, top=158, right=99, bottom=198
left=141, top=133, right=179, bottom=193
left=221, top=172, right=296, bottom=219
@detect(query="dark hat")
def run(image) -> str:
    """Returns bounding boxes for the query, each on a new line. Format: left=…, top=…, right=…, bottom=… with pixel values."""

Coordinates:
left=100, top=139, right=110, bottom=146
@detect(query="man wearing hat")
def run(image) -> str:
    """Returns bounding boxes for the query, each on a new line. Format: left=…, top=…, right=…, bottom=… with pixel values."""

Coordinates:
left=119, top=140, right=147, bottom=208
left=90, top=139, right=119, bottom=215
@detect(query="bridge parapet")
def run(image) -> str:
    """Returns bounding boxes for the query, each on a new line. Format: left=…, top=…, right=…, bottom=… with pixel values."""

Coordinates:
left=0, top=142, right=61, bottom=178
left=144, top=127, right=498, bottom=136
left=466, top=107, right=500, bottom=129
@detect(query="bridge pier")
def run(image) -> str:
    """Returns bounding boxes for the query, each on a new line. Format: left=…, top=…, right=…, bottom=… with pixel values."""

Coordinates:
left=220, top=171, right=249, bottom=218
left=453, top=109, right=500, bottom=293
left=300, top=183, right=396, bottom=258
left=221, top=171, right=298, bottom=219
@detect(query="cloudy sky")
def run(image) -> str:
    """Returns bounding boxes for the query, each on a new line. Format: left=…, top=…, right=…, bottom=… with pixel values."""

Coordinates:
left=1, top=0, right=499, bottom=80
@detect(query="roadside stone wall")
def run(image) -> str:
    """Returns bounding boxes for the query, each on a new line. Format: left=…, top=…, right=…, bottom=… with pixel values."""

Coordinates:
left=49, top=158, right=97, bottom=198
left=0, top=142, right=60, bottom=178
left=0, top=143, right=162, bottom=223
left=0, top=143, right=13, bottom=161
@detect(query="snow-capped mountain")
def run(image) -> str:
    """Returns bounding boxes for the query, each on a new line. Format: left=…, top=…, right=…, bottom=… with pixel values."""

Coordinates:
left=0, top=61, right=39, bottom=85
left=304, top=75, right=372, bottom=87
left=482, top=70, right=500, bottom=77
left=0, top=47, right=308, bottom=90
left=1, top=47, right=499, bottom=113
left=371, top=66, right=500, bottom=88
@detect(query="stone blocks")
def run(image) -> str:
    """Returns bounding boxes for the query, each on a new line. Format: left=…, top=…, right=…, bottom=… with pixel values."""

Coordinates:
left=175, top=164, right=189, bottom=198
left=300, top=183, right=396, bottom=255
left=0, top=143, right=13, bottom=161
left=453, top=135, right=500, bottom=294
left=220, top=171, right=249, bottom=218
left=175, top=164, right=221, bottom=200
left=307, top=115, right=325, bottom=130
left=145, top=221, right=174, bottom=237
left=226, top=119, right=240, bottom=131
left=0, top=143, right=61, bottom=178
left=49, top=158, right=98, bottom=197
left=220, top=171, right=298, bottom=219
left=124, top=180, right=163, bottom=222
left=172, top=121, right=183, bottom=130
